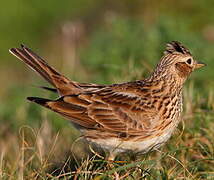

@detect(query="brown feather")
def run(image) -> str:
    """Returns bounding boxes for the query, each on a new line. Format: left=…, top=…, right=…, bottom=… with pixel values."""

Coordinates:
left=10, top=41, right=205, bottom=156
left=175, top=62, right=192, bottom=77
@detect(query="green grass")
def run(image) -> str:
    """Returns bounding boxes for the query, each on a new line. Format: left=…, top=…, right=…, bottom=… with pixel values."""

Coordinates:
left=0, top=106, right=214, bottom=179
left=0, top=77, right=213, bottom=179
left=0, top=0, right=214, bottom=179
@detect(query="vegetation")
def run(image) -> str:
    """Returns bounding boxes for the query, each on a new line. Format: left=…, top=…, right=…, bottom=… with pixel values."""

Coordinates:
left=0, top=0, right=213, bottom=179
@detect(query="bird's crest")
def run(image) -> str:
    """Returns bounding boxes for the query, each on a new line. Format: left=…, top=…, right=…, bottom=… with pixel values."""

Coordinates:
left=164, top=41, right=192, bottom=55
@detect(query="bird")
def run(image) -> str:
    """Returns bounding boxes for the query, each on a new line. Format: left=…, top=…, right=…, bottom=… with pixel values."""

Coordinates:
left=9, top=41, right=205, bottom=160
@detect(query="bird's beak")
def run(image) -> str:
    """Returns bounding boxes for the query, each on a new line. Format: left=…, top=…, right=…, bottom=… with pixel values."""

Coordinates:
left=194, top=61, right=206, bottom=69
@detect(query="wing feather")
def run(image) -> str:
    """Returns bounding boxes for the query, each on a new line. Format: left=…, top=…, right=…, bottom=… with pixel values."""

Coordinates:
left=27, top=87, right=159, bottom=135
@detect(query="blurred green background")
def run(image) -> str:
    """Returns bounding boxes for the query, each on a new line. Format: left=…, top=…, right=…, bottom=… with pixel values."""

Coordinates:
left=0, top=0, right=214, bottom=178
left=0, top=0, right=213, bottom=127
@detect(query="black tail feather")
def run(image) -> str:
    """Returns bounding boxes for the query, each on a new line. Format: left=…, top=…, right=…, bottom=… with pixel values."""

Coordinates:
left=27, top=97, right=50, bottom=106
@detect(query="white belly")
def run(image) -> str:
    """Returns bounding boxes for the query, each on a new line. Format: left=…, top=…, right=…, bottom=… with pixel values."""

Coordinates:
left=88, top=129, right=174, bottom=154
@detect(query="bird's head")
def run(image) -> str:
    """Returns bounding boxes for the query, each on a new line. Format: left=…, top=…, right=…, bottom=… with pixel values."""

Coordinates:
left=153, top=41, right=206, bottom=83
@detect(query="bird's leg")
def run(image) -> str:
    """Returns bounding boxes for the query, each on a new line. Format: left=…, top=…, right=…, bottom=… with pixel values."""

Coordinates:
left=107, top=151, right=116, bottom=162
left=106, top=152, right=121, bottom=179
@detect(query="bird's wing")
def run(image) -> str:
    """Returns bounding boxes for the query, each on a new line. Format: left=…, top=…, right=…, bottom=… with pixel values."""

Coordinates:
left=28, top=84, right=160, bottom=136
left=88, top=86, right=160, bottom=136
left=9, top=45, right=105, bottom=96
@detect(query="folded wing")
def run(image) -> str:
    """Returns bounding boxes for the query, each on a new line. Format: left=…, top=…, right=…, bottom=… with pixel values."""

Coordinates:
left=27, top=86, right=159, bottom=136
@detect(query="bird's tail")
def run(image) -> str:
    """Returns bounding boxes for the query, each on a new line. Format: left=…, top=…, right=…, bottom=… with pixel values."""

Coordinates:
left=9, top=45, right=81, bottom=96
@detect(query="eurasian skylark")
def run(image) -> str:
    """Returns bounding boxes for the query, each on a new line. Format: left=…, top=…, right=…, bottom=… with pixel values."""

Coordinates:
left=10, top=41, right=205, bottom=160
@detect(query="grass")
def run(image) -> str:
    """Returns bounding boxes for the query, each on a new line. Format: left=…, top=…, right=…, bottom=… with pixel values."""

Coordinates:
left=0, top=81, right=213, bottom=179
left=0, top=1, right=214, bottom=179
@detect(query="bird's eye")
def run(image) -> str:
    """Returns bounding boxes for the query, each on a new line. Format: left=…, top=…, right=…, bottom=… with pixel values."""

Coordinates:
left=186, top=58, right=192, bottom=65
